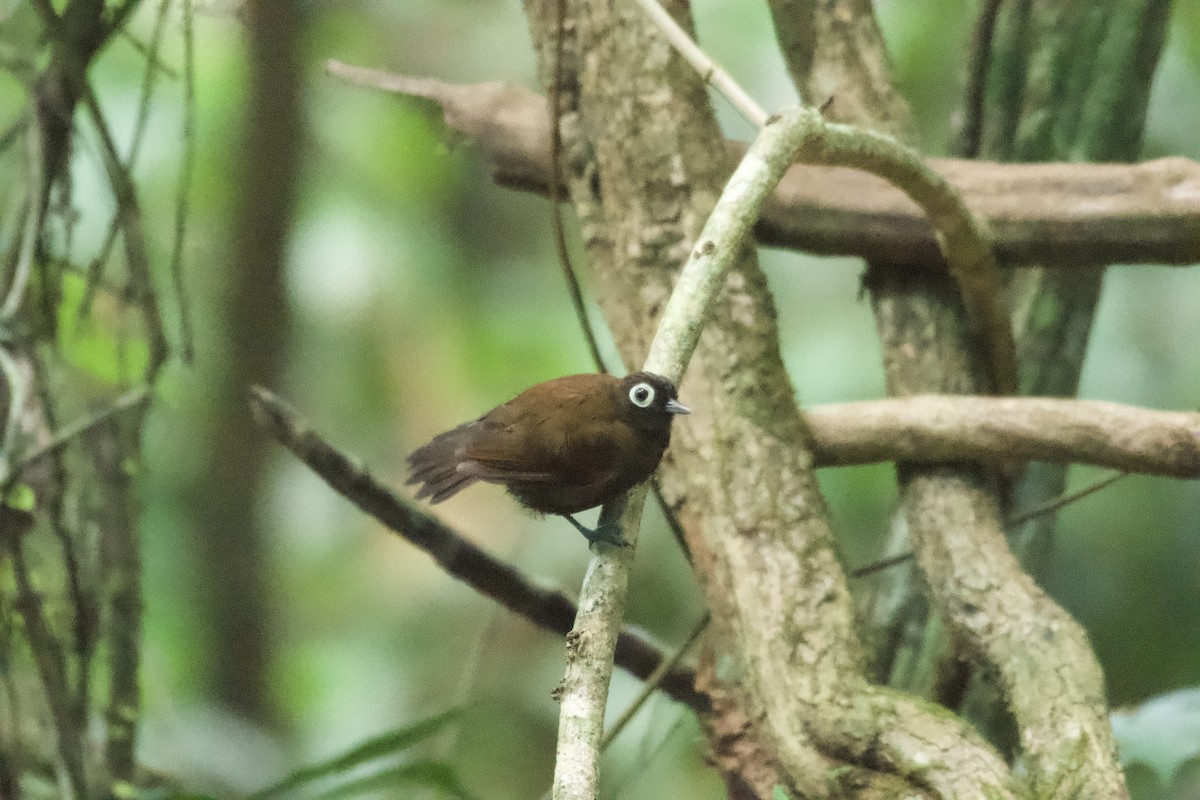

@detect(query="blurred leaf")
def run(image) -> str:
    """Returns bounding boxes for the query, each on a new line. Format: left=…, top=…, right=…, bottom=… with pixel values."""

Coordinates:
left=5, top=482, right=35, bottom=511
left=57, top=272, right=149, bottom=384
left=247, top=709, right=460, bottom=800
left=772, top=786, right=792, bottom=800
left=1112, top=687, right=1200, bottom=782
left=314, top=759, right=476, bottom=800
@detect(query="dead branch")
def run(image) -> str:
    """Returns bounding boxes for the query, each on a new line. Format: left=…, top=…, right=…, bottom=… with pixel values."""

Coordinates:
left=325, top=61, right=1200, bottom=270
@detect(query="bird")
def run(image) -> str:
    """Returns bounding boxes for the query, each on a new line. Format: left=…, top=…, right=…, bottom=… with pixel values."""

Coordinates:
left=406, top=372, right=689, bottom=546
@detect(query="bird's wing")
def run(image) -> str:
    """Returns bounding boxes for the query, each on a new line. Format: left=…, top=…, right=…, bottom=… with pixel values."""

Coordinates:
left=457, top=410, right=559, bottom=484
left=456, top=460, right=555, bottom=483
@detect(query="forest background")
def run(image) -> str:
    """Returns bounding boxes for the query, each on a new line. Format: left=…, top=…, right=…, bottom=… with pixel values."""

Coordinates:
left=2, top=1, right=1200, bottom=798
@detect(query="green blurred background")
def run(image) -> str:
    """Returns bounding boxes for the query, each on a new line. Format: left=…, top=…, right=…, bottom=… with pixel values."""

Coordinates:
left=15, top=0, right=1197, bottom=797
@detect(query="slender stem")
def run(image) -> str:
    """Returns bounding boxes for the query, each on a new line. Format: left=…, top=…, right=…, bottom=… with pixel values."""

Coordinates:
left=0, top=387, right=151, bottom=490
left=78, top=81, right=170, bottom=378
left=630, top=0, right=768, bottom=127
left=549, top=0, right=608, bottom=374
left=2, top=114, right=46, bottom=322
left=851, top=470, right=1131, bottom=578
left=601, top=613, right=709, bottom=748
left=169, top=0, right=197, bottom=362
left=956, top=0, right=1004, bottom=157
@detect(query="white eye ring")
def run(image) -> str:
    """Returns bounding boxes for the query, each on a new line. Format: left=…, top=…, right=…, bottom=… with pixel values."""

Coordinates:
left=629, top=382, right=655, bottom=408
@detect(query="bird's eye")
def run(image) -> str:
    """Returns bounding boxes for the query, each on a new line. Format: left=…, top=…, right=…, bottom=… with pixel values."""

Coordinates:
left=629, top=382, right=655, bottom=408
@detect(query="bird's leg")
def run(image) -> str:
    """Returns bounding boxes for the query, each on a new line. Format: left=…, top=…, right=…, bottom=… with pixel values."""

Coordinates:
left=563, top=514, right=628, bottom=548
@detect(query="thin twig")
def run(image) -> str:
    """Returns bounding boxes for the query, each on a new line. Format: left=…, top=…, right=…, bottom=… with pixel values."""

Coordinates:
left=126, top=0, right=171, bottom=166
left=602, top=613, right=709, bottom=748
left=5, top=511, right=88, bottom=800
left=851, top=470, right=1130, bottom=578
left=76, top=0, right=172, bottom=329
left=1005, top=471, right=1128, bottom=528
left=630, top=0, right=768, bottom=127
left=550, top=0, right=607, bottom=374
left=2, top=110, right=47, bottom=321
left=956, top=0, right=1004, bottom=158
left=106, top=0, right=146, bottom=36
left=0, top=387, right=151, bottom=490
left=850, top=550, right=915, bottom=579
left=114, top=26, right=180, bottom=79
left=0, top=347, right=28, bottom=475
left=650, top=476, right=691, bottom=561
left=169, top=0, right=197, bottom=362
left=78, top=81, right=170, bottom=378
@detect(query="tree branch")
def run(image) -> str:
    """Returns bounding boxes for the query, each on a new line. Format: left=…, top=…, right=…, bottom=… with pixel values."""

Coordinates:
left=804, top=395, right=1200, bottom=477
left=323, top=63, right=1200, bottom=270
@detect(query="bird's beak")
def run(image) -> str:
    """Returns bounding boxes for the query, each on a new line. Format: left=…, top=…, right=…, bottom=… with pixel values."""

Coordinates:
left=665, top=399, right=690, bottom=415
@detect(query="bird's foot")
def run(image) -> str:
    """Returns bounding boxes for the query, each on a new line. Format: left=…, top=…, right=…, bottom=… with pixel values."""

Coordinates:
left=563, top=515, right=629, bottom=548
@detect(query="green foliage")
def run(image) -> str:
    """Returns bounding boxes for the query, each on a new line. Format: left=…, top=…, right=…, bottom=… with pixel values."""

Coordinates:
left=247, top=709, right=465, bottom=800
left=4, top=482, right=35, bottom=512
left=56, top=272, right=149, bottom=385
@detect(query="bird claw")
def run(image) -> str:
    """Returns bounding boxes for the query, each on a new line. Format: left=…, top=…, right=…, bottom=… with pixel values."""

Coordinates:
left=564, top=515, right=629, bottom=548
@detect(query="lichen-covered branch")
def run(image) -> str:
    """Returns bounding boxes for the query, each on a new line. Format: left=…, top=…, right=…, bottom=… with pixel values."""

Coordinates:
left=905, top=468, right=1127, bottom=799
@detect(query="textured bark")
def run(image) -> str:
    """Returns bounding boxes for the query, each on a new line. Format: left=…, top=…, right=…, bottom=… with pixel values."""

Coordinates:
left=805, top=396, right=1200, bottom=477
left=903, top=468, right=1124, bottom=800
left=348, top=23, right=1180, bottom=796
left=953, top=4, right=1170, bottom=776
left=525, top=2, right=1011, bottom=797
left=767, top=1, right=1131, bottom=796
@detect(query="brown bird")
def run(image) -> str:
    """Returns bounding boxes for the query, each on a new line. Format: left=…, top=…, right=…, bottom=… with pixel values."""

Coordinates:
left=406, top=372, right=689, bottom=545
